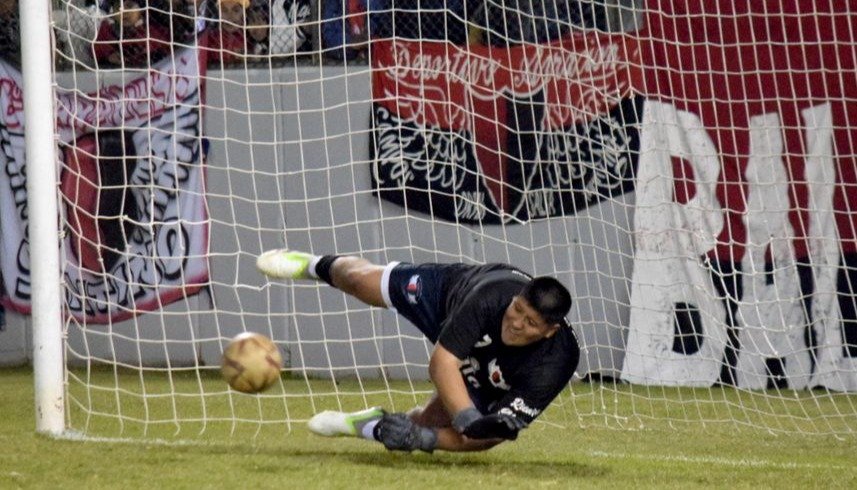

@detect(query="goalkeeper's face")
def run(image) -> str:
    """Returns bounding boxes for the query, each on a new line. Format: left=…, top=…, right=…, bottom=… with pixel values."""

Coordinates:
left=500, top=296, right=558, bottom=347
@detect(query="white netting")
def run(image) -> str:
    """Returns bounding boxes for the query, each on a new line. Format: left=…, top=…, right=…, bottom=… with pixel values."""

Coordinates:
left=6, top=0, right=856, bottom=437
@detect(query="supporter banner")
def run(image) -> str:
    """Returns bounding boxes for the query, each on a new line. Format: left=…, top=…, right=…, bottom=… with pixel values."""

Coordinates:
left=0, top=47, right=208, bottom=323
left=371, top=34, right=642, bottom=224
left=622, top=3, right=857, bottom=390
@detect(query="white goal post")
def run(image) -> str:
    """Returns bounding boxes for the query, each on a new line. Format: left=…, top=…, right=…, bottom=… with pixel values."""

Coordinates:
left=20, top=0, right=65, bottom=435
left=10, top=0, right=857, bottom=439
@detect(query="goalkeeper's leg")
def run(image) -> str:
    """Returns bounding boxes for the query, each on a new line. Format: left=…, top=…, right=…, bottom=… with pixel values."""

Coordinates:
left=307, top=407, right=385, bottom=440
left=257, top=250, right=387, bottom=307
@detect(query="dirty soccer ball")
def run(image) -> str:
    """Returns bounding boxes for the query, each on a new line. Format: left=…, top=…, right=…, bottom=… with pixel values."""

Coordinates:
left=220, top=332, right=283, bottom=393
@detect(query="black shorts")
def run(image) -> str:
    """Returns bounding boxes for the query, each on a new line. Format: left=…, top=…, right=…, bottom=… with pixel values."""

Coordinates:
left=382, top=262, right=451, bottom=343
left=382, top=261, right=500, bottom=413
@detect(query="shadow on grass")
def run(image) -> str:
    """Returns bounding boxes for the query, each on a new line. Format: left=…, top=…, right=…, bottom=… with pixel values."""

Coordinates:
left=341, top=451, right=607, bottom=478
left=184, top=443, right=608, bottom=480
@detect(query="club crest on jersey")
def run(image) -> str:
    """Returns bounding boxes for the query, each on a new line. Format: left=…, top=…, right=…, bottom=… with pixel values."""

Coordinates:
left=406, top=274, right=421, bottom=304
left=488, top=358, right=510, bottom=390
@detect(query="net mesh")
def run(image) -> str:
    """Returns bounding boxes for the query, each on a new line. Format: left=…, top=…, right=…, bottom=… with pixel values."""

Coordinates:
left=8, top=0, right=856, bottom=437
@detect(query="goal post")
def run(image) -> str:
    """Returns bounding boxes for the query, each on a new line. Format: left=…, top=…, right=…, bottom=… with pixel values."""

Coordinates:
left=19, top=0, right=65, bottom=435
left=9, top=0, right=857, bottom=440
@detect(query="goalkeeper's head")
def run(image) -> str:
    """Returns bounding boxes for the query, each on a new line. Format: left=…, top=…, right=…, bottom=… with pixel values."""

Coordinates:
left=501, top=276, right=572, bottom=347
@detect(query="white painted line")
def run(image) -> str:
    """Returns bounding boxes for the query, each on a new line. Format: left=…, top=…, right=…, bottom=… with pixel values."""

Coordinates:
left=587, top=450, right=850, bottom=471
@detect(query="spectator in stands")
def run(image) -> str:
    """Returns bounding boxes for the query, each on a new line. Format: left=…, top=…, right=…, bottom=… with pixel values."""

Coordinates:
left=246, top=0, right=270, bottom=55
left=321, top=0, right=470, bottom=61
left=201, top=0, right=250, bottom=65
left=471, top=0, right=643, bottom=46
left=386, top=0, right=468, bottom=43
left=93, top=0, right=174, bottom=67
left=169, top=0, right=212, bottom=35
left=0, top=0, right=20, bottom=67
left=165, top=0, right=204, bottom=43
left=0, top=0, right=16, bottom=20
left=321, top=0, right=384, bottom=61
left=472, top=0, right=576, bottom=46
left=54, top=0, right=104, bottom=69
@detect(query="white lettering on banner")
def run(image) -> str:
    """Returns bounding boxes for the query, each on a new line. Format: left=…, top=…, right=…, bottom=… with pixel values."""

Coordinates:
left=381, top=38, right=631, bottom=131
left=735, top=112, right=810, bottom=389
left=621, top=101, right=727, bottom=387
left=454, top=192, right=488, bottom=221
left=523, top=189, right=557, bottom=218
left=514, top=44, right=622, bottom=92
left=802, top=104, right=857, bottom=391
left=623, top=101, right=855, bottom=390
left=373, top=101, right=638, bottom=223
left=541, top=113, right=634, bottom=195
left=372, top=105, right=473, bottom=191
left=388, top=41, right=622, bottom=97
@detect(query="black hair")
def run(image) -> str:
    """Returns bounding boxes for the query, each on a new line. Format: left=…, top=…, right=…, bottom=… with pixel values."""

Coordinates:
left=519, top=276, right=571, bottom=325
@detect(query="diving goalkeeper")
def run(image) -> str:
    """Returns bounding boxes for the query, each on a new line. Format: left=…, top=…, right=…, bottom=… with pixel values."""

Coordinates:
left=257, top=250, right=580, bottom=453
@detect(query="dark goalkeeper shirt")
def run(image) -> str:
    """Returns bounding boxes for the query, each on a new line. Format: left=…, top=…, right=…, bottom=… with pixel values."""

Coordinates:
left=434, top=264, right=580, bottom=424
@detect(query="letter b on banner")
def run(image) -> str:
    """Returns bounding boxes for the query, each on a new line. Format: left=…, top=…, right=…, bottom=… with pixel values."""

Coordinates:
left=621, top=101, right=727, bottom=386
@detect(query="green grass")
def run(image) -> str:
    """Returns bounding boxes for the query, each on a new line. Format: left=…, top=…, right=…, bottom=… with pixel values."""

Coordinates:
left=2, top=367, right=857, bottom=489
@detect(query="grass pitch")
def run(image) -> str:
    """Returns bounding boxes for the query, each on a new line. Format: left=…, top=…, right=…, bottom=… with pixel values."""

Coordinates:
left=1, top=367, right=856, bottom=489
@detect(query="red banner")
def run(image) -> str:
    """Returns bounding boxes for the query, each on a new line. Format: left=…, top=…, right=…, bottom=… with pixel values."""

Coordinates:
left=642, top=0, right=857, bottom=261
left=371, top=32, right=643, bottom=223
left=623, top=1, right=857, bottom=390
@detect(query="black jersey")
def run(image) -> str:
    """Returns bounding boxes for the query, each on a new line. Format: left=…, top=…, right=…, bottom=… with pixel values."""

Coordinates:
left=435, top=264, right=580, bottom=424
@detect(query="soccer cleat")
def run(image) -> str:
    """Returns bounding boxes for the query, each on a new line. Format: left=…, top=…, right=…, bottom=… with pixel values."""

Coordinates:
left=256, top=249, right=315, bottom=280
left=307, top=407, right=385, bottom=437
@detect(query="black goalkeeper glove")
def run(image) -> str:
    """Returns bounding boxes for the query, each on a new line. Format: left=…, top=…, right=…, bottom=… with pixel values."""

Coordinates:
left=373, top=413, right=438, bottom=453
left=460, top=412, right=527, bottom=441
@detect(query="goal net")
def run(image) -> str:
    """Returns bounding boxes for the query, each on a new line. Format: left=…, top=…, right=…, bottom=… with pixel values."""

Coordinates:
left=7, top=0, right=856, bottom=438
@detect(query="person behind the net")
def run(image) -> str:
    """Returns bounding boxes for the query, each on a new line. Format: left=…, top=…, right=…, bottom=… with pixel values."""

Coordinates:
left=257, top=249, right=580, bottom=453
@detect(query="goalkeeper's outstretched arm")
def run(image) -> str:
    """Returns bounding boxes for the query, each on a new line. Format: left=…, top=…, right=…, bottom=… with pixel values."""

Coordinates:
left=372, top=411, right=504, bottom=453
left=433, top=426, right=503, bottom=452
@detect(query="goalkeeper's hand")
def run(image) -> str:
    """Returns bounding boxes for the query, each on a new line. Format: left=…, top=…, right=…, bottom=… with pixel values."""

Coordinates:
left=454, top=408, right=527, bottom=441
left=373, top=412, right=438, bottom=453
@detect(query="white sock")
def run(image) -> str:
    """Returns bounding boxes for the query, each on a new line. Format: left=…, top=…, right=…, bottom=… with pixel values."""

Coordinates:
left=307, top=255, right=322, bottom=279
left=361, top=420, right=379, bottom=441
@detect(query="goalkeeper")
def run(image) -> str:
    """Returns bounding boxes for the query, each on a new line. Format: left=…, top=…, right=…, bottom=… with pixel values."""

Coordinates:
left=257, top=249, right=580, bottom=453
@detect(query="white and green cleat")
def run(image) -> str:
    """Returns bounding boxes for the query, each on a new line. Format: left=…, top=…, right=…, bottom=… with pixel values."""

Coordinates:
left=307, top=407, right=385, bottom=437
left=256, top=249, right=315, bottom=280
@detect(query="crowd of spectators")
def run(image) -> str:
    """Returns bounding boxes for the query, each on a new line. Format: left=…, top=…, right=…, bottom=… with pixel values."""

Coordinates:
left=0, top=0, right=641, bottom=69
left=72, top=0, right=295, bottom=67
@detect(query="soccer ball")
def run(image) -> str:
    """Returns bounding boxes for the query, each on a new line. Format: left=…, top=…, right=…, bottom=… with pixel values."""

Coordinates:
left=220, top=332, right=283, bottom=393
